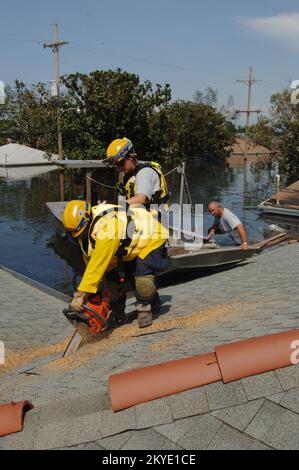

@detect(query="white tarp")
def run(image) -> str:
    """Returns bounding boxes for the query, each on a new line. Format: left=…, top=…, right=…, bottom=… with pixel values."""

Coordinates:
left=0, top=143, right=59, bottom=167
left=0, top=165, right=58, bottom=180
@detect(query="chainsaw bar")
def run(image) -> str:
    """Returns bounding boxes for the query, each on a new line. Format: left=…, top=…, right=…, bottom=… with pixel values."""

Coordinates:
left=62, top=294, right=112, bottom=356
left=63, top=330, right=84, bottom=357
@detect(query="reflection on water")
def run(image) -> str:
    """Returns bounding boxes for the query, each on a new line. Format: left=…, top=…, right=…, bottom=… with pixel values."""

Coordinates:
left=1, top=159, right=299, bottom=295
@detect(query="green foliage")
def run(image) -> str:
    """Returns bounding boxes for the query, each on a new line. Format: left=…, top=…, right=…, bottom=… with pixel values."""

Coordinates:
left=61, top=69, right=171, bottom=159
left=248, top=89, right=299, bottom=179
left=2, top=69, right=235, bottom=164
left=158, top=100, right=234, bottom=161
left=193, top=87, right=218, bottom=107
left=1, top=81, right=58, bottom=151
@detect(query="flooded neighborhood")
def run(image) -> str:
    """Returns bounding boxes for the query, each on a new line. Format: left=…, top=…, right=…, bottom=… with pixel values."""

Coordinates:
left=1, top=0, right=299, bottom=457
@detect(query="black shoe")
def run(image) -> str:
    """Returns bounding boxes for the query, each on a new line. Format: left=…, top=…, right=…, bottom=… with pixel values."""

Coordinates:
left=114, top=311, right=127, bottom=326
left=107, top=311, right=127, bottom=329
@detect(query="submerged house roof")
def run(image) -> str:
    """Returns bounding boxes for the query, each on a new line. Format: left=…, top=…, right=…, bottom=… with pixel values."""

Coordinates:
left=0, top=143, right=59, bottom=167
left=230, top=137, right=271, bottom=156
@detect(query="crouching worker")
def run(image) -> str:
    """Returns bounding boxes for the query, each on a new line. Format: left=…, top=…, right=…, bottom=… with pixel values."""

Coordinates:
left=61, top=201, right=168, bottom=328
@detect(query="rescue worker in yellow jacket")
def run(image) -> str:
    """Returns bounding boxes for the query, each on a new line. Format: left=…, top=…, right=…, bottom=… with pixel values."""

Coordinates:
left=106, top=138, right=169, bottom=218
left=62, top=200, right=168, bottom=328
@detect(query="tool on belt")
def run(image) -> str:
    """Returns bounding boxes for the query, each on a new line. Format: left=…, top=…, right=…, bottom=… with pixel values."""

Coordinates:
left=63, top=292, right=111, bottom=335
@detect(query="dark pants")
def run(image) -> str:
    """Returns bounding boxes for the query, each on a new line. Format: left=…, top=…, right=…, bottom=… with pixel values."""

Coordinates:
left=105, top=243, right=167, bottom=314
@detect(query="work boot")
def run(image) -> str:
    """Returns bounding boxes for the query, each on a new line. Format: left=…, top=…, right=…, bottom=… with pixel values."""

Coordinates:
left=137, top=304, right=153, bottom=328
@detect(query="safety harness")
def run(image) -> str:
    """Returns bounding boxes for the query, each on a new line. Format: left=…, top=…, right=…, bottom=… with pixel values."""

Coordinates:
left=118, top=162, right=169, bottom=208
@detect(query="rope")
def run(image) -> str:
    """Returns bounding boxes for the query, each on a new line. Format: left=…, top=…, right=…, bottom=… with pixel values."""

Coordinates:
left=87, top=165, right=180, bottom=187
left=164, top=165, right=181, bottom=177
left=86, top=175, right=117, bottom=190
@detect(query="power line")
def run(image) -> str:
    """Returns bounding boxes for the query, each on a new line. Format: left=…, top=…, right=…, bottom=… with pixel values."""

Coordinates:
left=0, top=37, right=45, bottom=43
left=0, top=17, right=54, bottom=27
left=67, top=43, right=239, bottom=80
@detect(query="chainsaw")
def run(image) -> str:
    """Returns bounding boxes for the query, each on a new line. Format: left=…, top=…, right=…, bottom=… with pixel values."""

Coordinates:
left=62, top=292, right=112, bottom=356
left=63, top=292, right=111, bottom=335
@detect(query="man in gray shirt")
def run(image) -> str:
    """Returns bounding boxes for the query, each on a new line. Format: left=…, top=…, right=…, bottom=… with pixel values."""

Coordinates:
left=106, top=137, right=169, bottom=209
left=134, top=166, right=161, bottom=204
left=207, top=201, right=249, bottom=249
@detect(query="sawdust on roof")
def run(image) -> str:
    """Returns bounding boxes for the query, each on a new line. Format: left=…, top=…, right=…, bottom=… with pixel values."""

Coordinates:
left=1, top=297, right=254, bottom=377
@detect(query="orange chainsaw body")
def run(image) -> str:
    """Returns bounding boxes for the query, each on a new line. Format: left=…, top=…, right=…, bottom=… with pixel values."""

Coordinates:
left=82, top=293, right=111, bottom=334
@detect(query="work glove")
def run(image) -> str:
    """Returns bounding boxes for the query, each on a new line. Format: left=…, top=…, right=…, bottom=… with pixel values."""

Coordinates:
left=70, top=291, right=87, bottom=312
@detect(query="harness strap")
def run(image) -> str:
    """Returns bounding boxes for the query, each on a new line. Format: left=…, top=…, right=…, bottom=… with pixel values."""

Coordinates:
left=121, top=162, right=170, bottom=206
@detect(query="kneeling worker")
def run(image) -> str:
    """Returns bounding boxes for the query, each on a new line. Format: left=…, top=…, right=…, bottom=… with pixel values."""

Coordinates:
left=207, top=201, right=249, bottom=250
left=62, top=200, right=168, bottom=328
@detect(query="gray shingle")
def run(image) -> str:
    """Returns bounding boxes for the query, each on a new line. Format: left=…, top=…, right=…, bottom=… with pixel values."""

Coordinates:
left=34, top=412, right=102, bottom=450
left=275, top=365, right=299, bottom=391
left=57, top=441, right=105, bottom=450
left=154, top=416, right=201, bottom=444
left=177, top=414, right=222, bottom=450
left=278, top=387, right=299, bottom=414
left=102, top=408, right=137, bottom=438
left=135, top=399, right=173, bottom=429
left=168, top=388, right=209, bottom=420
left=267, top=393, right=285, bottom=404
left=98, top=431, right=135, bottom=450
left=253, top=409, right=299, bottom=450
left=205, top=380, right=247, bottom=411
left=241, top=371, right=283, bottom=400
left=207, top=423, right=263, bottom=450
left=212, top=399, right=264, bottom=431
left=122, top=429, right=181, bottom=450
left=245, top=400, right=290, bottom=447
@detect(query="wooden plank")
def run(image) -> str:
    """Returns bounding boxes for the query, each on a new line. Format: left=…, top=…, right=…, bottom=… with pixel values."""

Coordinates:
left=254, top=232, right=288, bottom=250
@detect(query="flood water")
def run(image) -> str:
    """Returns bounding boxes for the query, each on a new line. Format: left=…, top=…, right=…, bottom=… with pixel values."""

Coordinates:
left=1, top=158, right=298, bottom=295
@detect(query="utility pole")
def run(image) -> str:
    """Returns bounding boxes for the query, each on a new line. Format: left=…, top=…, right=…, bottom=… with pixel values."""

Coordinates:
left=236, top=66, right=262, bottom=128
left=236, top=66, right=262, bottom=229
left=43, top=24, right=69, bottom=200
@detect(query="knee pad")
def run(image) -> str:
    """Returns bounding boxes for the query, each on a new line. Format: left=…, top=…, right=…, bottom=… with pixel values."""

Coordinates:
left=135, top=275, right=156, bottom=302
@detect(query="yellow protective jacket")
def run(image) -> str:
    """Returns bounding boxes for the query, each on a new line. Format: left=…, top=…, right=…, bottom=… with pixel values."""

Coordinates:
left=78, top=204, right=168, bottom=293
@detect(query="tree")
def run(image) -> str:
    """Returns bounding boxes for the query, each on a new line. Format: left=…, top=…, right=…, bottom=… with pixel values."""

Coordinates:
left=3, top=81, right=58, bottom=151
left=61, top=69, right=171, bottom=159
left=193, top=87, right=218, bottom=107
left=158, top=100, right=234, bottom=161
left=4, top=71, right=233, bottom=165
left=248, top=88, right=299, bottom=179
left=0, top=102, right=15, bottom=145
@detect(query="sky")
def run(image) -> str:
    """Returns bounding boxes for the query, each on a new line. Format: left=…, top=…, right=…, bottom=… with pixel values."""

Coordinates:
left=2, top=0, right=299, bottom=124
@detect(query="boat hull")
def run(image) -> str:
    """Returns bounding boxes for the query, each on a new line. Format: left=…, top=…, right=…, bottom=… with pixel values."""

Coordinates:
left=258, top=200, right=299, bottom=218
